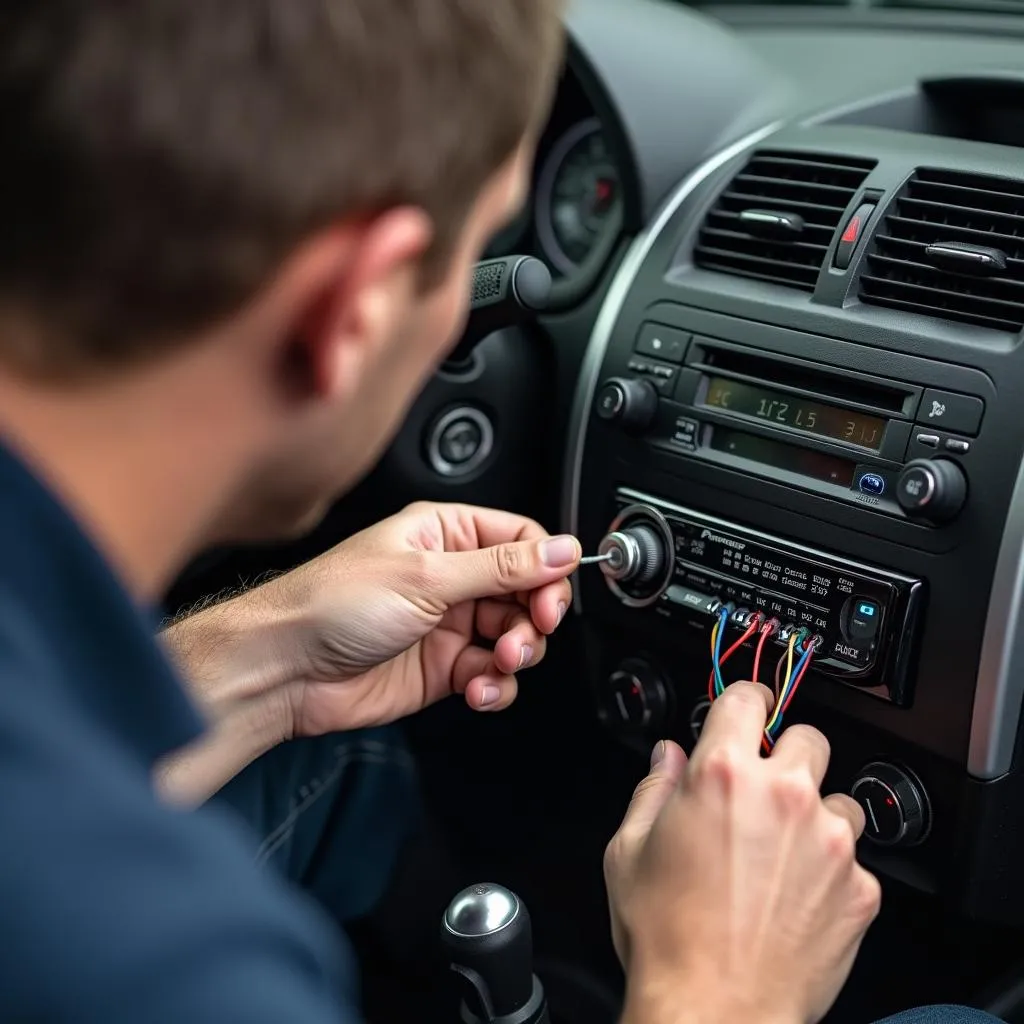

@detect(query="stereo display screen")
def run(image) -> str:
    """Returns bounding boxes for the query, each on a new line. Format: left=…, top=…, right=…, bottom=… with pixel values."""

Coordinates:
left=703, top=376, right=886, bottom=451
left=709, top=427, right=857, bottom=487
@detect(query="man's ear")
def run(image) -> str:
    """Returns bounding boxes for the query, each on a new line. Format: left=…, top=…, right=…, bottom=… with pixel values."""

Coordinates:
left=298, top=208, right=434, bottom=402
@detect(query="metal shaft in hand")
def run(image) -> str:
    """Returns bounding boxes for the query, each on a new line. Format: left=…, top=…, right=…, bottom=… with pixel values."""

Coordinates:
left=579, top=552, right=614, bottom=566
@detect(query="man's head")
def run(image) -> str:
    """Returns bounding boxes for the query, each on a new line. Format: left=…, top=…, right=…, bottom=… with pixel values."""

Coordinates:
left=0, top=1, right=564, bottom=546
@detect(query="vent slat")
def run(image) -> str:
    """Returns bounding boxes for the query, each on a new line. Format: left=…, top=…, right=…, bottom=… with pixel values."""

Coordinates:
left=695, top=246, right=823, bottom=281
left=707, top=210, right=837, bottom=244
left=733, top=173, right=855, bottom=203
left=883, top=215, right=1024, bottom=261
left=693, top=149, right=875, bottom=293
left=699, top=228, right=830, bottom=260
left=717, top=191, right=849, bottom=218
left=859, top=167, right=1024, bottom=333
left=874, top=234, right=1024, bottom=273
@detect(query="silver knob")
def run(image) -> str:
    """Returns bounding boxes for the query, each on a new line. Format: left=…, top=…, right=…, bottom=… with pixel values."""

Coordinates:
left=598, top=524, right=664, bottom=584
left=444, top=884, right=521, bottom=938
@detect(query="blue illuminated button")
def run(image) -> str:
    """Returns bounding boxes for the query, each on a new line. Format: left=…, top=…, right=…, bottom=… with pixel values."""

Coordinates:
left=858, top=473, right=886, bottom=496
left=847, top=598, right=881, bottom=643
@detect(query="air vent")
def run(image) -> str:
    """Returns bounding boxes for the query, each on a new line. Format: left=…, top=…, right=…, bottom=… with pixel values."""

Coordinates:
left=859, top=168, right=1024, bottom=333
left=694, top=150, right=875, bottom=291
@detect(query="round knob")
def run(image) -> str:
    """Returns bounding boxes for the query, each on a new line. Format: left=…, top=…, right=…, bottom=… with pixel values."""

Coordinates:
left=598, top=524, right=666, bottom=585
left=896, top=459, right=967, bottom=522
left=602, top=658, right=669, bottom=731
left=596, top=377, right=658, bottom=432
left=445, top=884, right=520, bottom=938
left=442, top=884, right=536, bottom=1021
left=850, top=762, right=930, bottom=847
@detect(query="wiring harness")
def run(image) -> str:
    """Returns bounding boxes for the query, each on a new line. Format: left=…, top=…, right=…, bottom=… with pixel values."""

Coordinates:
left=708, top=605, right=818, bottom=753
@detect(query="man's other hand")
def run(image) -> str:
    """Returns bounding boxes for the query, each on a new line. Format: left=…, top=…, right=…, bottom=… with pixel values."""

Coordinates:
left=604, top=683, right=881, bottom=1024
left=263, top=502, right=580, bottom=736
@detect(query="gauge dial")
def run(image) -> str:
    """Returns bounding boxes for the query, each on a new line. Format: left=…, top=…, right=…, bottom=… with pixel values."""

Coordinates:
left=536, top=118, right=621, bottom=275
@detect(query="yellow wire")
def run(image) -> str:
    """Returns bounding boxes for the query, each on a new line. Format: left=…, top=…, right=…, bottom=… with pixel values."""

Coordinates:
left=710, top=620, right=720, bottom=659
left=766, top=632, right=798, bottom=734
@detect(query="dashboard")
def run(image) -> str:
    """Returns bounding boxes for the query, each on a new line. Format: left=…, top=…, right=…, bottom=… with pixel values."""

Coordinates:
left=547, top=0, right=1024, bottom=931
left=174, top=0, right=1024, bottom=937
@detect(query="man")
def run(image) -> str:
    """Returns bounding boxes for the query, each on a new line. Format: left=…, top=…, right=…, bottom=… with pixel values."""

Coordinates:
left=0, top=2, right=997, bottom=1022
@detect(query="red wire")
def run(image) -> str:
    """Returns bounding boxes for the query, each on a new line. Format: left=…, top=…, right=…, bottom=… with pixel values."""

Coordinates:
left=707, top=617, right=761, bottom=701
left=751, top=622, right=774, bottom=684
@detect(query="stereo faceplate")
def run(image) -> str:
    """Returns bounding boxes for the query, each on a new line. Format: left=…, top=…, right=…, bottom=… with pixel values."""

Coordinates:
left=609, top=489, right=925, bottom=704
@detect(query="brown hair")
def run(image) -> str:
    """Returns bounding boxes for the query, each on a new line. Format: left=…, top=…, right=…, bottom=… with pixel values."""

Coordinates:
left=0, top=0, right=565, bottom=378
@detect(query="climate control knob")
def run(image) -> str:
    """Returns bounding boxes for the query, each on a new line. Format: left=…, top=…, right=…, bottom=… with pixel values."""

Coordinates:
left=850, top=762, right=930, bottom=847
left=595, top=377, right=658, bottom=432
left=602, top=658, right=670, bottom=732
left=896, top=458, right=967, bottom=522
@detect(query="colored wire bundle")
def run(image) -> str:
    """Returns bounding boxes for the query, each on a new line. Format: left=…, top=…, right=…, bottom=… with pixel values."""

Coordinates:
left=763, top=633, right=815, bottom=749
left=706, top=606, right=816, bottom=754
left=707, top=607, right=760, bottom=701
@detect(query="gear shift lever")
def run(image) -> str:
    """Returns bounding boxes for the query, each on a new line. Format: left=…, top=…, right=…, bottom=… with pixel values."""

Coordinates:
left=442, top=883, right=550, bottom=1024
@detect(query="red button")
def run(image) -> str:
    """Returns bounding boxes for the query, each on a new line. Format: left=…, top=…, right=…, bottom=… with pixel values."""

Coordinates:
left=834, top=202, right=876, bottom=271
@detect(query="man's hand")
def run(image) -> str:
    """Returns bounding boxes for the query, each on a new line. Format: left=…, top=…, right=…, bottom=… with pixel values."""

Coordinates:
left=604, top=683, right=881, bottom=1024
left=263, top=502, right=580, bottom=736
left=157, top=502, right=580, bottom=804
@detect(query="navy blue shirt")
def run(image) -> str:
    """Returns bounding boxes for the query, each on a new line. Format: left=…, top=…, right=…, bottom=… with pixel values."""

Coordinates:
left=0, top=443, right=357, bottom=1021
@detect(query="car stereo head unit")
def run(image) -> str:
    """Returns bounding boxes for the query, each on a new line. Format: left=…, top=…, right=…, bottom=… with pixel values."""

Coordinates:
left=595, top=489, right=925, bottom=706
left=598, top=329, right=983, bottom=526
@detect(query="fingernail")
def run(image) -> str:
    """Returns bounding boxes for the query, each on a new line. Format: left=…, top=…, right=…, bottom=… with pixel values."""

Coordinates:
left=480, top=685, right=501, bottom=707
left=541, top=535, right=579, bottom=567
left=650, top=741, right=666, bottom=769
left=518, top=645, right=534, bottom=671
left=556, top=601, right=568, bottom=626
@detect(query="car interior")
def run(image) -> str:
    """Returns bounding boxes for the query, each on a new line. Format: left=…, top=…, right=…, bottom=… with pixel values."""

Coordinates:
left=164, top=0, right=1024, bottom=1019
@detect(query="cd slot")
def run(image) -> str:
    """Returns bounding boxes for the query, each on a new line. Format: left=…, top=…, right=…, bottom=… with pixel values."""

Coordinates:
left=689, top=340, right=916, bottom=417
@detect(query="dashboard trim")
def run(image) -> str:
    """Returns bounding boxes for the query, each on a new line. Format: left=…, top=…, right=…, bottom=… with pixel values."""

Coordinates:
left=969, top=459, right=1024, bottom=780
left=562, top=120, right=784, bottom=611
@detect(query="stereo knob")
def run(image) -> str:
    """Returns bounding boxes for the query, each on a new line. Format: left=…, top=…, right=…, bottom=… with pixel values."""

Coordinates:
left=602, top=658, right=669, bottom=731
left=850, top=762, right=930, bottom=847
left=596, top=377, right=658, bottom=432
left=598, top=524, right=666, bottom=585
left=896, top=459, right=966, bottom=522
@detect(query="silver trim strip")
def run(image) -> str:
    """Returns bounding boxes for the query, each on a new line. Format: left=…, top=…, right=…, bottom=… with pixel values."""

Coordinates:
left=969, top=456, right=1024, bottom=779
left=561, top=121, right=783, bottom=610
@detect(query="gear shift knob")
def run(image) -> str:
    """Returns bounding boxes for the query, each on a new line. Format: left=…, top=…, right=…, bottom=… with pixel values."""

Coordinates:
left=442, top=883, right=549, bottom=1024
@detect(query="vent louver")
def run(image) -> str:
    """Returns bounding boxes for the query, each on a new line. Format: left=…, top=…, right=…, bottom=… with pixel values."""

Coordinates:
left=693, top=150, right=875, bottom=291
left=859, top=168, right=1024, bottom=334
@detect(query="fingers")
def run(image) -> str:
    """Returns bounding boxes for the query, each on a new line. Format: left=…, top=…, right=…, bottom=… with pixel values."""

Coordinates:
left=451, top=645, right=519, bottom=712
left=616, top=741, right=688, bottom=843
left=689, top=682, right=774, bottom=769
left=420, top=535, right=581, bottom=608
left=475, top=601, right=546, bottom=673
left=528, top=577, right=573, bottom=635
left=769, top=725, right=831, bottom=788
left=823, top=792, right=867, bottom=840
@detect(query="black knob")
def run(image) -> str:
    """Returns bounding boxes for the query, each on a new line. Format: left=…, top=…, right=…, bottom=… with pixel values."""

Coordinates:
left=442, top=884, right=549, bottom=1024
left=597, top=524, right=666, bottom=585
left=596, top=377, right=658, bottom=432
left=602, top=658, right=670, bottom=731
left=896, top=459, right=967, bottom=522
left=850, top=762, right=930, bottom=847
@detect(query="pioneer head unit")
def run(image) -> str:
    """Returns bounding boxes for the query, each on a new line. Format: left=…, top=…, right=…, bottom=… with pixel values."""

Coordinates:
left=595, top=490, right=924, bottom=704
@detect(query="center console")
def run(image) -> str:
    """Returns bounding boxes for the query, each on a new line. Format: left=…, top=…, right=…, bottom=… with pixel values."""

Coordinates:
left=564, top=118, right=1024, bottom=923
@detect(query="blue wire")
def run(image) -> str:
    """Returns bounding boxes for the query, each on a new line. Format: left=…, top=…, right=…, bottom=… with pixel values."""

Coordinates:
left=768, top=641, right=814, bottom=738
left=713, top=607, right=729, bottom=697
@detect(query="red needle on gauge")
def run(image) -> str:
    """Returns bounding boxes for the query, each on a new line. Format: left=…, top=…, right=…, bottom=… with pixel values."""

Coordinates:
left=594, top=178, right=614, bottom=211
